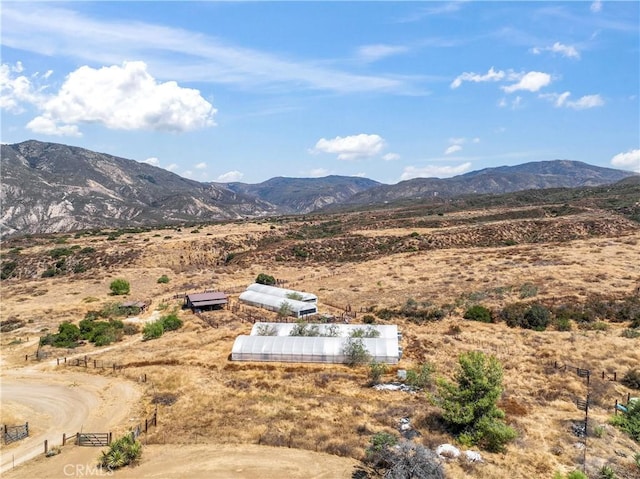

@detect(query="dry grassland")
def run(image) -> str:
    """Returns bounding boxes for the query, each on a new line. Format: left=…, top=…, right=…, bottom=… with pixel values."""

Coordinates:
left=1, top=204, right=639, bottom=478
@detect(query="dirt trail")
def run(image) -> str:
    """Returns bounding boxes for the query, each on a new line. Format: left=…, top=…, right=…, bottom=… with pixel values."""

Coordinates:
left=0, top=367, right=141, bottom=474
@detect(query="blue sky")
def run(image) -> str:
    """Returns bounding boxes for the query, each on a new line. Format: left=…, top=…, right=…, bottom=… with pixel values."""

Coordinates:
left=1, top=1, right=638, bottom=184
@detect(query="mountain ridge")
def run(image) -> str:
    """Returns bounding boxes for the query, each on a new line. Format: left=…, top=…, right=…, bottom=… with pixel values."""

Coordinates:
left=1, top=140, right=637, bottom=237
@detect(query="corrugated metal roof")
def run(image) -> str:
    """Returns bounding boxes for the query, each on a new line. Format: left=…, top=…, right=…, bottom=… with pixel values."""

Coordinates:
left=186, top=292, right=228, bottom=302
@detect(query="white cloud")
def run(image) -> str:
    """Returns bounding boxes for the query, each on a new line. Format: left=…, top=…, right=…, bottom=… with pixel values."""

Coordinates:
left=590, top=0, right=602, bottom=13
left=450, top=67, right=504, bottom=89
left=309, top=168, right=329, bottom=177
left=540, top=91, right=604, bottom=109
left=532, top=42, right=580, bottom=59
left=357, top=44, right=409, bottom=63
left=445, top=144, right=463, bottom=155
left=502, top=71, right=551, bottom=93
left=25, top=116, right=81, bottom=137
left=1, top=4, right=420, bottom=95
left=143, top=157, right=160, bottom=166
left=472, top=137, right=480, bottom=143
left=0, top=62, right=47, bottom=113
left=26, top=61, right=216, bottom=136
left=382, top=153, right=400, bottom=161
left=166, top=163, right=178, bottom=172
left=313, top=134, right=386, bottom=161
left=400, top=162, right=472, bottom=181
left=195, top=162, right=207, bottom=170
left=610, top=149, right=640, bottom=172
left=217, top=170, right=244, bottom=182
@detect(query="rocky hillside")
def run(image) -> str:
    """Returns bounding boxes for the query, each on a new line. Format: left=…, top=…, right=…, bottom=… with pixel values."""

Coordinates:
left=0, top=140, right=277, bottom=237
left=222, top=176, right=380, bottom=214
left=328, top=160, right=637, bottom=209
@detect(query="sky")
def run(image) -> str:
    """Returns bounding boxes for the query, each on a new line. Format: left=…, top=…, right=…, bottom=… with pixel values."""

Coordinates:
left=1, top=1, right=639, bottom=184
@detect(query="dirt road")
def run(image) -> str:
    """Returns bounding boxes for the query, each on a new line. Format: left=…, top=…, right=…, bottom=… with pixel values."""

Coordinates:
left=0, top=369, right=141, bottom=475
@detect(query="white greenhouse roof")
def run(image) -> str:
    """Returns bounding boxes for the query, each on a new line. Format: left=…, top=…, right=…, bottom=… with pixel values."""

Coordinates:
left=249, top=322, right=398, bottom=339
left=247, top=283, right=317, bottom=302
left=231, top=336, right=399, bottom=364
left=239, top=291, right=318, bottom=315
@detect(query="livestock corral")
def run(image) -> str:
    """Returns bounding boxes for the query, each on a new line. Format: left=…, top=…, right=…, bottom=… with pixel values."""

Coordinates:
left=1, top=200, right=639, bottom=479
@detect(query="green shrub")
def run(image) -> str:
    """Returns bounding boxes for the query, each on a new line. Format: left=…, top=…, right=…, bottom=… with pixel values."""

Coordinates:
left=109, top=278, right=130, bottom=295
left=523, top=304, right=551, bottom=331
left=40, top=322, right=81, bottom=348
left=519, top=282, right=538, bottom=299
left=256, top=273, right=276, bottom=285
left=566, top=471, right=588, bottom=479
left=1, top=261, right=18, bottom=280
left=500, top=302, right=528, bottom=327
left=554, top=316, right=572, bottom=331
left=405, top=362, right=435, bottom=389
left=157, top=275, right=170, bottom=284
left=362, top=314, right=376, bottom=324
left=142, top=321, right=164, bottom=341
left=160, top=313, right=182, bottom=331
left=464, top=305, right=492, bottom=323
left=622, top=329, right=640, bottom=339
left=368, top=361, right=388, bottom=386
left=343, top=337, right=371, bottom=366
left=610, top=398, right=640, bottom=442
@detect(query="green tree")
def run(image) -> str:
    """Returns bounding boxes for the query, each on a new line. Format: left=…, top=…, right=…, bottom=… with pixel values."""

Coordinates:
left=437, top=351, right=515, bottom=452
left=160, top=313, right=183, bottom=331
left=523, top=303, right=551, bottom=331
left=256, top=273, right=276, bottom=285
left=109, top=278, right=130, bottom=295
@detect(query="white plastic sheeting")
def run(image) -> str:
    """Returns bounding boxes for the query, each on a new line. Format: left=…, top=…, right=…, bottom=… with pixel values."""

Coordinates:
left=249, top=322, right=398, bottom=339
left=246, top=283, right=317, bottom=303
left=238, top=291, right=317, bottom=318
left=231, top=335, right=400, bottom=364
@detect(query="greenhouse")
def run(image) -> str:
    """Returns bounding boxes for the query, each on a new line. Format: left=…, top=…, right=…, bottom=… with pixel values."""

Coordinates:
left=246, top=283, right=318, bottom=303
left=238, top=290, right=318, bottom=318
left=231, top=335, right=400, bottom=364
left=249, top=322, right=399, bottom=339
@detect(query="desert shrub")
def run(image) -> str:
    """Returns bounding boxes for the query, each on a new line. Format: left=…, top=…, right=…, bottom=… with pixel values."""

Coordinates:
left=160, top=313, right=182, bottom=331
left=553, top=303, right=595, bottom=323
left=109, top=278, right=130, bottom=295
left=376, top=308, right=395, bottom=321
left=142, top=321, right=164, bottom=341
left=523, top=303, right=551, bottom=331
left=286, top=292, right=303, bottom=301
left=343, top=337, right=371, bottom=366
left=437, top=351, right=515, bottom=452
left=256, top=273, right=276, bottom=285
left=621, top=369, right=640, bottom=390
left=99, top=434, right=142, bottom=470
left=554, top=316, right=572, bottom=331
left=289, top=321, right=320, bottom=337
left=464, top=305, right=492, bottom=323
left=621, top=329, right=640, bottom=339
left=40, top=322, right=81, bottom=348
left=157, top=275, right=170, bottom=284
left=598, top=465, right=616, bottom=479
left=277, top=300, right=293, bottom=318
left=405, top=362, right=435, bottom=389
left=41, top=268, right=57, bottom=278
left=256, top=324, right=278, bottom=336
left=499, top=302, right=528, bottom=327
left=363, top=314, right=376, bottom=324
left=369, top=361, right=388, bottom=386
left=1, top=261, right=17, bottom=280
left=350, top=326, right=381, bottom=338
left=519, top=282, right=538, bottom=299
left=123, top=323, right=140, bottom=335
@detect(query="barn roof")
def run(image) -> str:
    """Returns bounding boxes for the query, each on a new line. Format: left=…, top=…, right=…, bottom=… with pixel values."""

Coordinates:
left=186, top=291, right=228, bottom=306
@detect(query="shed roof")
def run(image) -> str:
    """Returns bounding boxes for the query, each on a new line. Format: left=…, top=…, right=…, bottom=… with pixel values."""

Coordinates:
left=186, top=291, right=228, bottom=306
left=239, top=291, right=316, bottom=313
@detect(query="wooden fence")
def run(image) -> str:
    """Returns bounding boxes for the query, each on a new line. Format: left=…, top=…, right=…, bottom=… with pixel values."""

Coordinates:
left=3, top=423, right=28, bottom=444
left=550, top=361, right=619, bottom=385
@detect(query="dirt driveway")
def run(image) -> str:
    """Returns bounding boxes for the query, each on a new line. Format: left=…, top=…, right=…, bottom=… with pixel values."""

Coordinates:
left=0, top=368, right=141, bottom=475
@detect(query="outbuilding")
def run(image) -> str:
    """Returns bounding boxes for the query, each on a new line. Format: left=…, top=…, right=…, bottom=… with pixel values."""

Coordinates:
left=185, top=291, right=228, bottom=312
left=246, top=283, right=317, bottom=303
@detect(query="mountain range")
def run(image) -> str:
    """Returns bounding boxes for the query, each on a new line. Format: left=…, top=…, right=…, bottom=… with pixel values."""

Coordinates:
left=1, top=140, right=636, bottom=237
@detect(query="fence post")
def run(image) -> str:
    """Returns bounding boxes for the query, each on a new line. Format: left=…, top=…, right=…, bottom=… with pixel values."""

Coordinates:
left=615, top=400, right=618, bottom=415
left=109, top=432, right=112, bottom=445
left=63, top=433, right=66, bottom=446
left=25, top=422, right=28, bottom=437
left=145, top=419, right=148, bottom=433
left=613, top=372, right=617, bottom=381
left=94, top=360, right=97, bottom=368
left=602, top=371, right=605, bottom=379
left=44, top=439, right=48, bottom=455
left=57, top=358, right=60, bottom=365
left=113, top=364, right=116, bottom=372
left=76, top=433, right=79, bottom=445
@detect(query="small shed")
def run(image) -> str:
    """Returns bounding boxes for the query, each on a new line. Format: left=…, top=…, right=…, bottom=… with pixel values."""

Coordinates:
left=185, top=291, right=228, bottom=312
